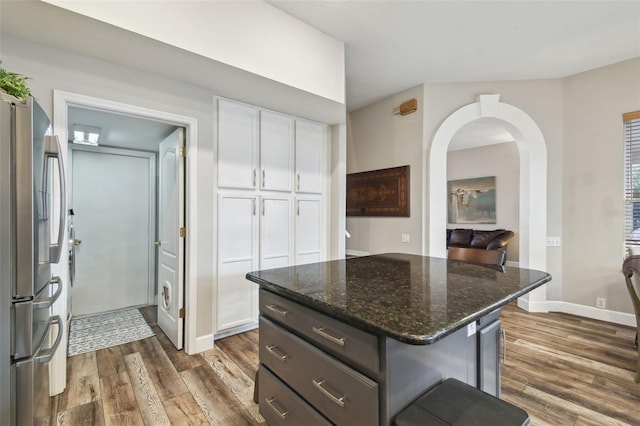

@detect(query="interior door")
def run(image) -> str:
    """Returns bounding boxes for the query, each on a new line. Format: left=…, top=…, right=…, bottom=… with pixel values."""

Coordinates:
left=71, top=146, right=155, bottom=315
left=157, top=128, right=185, bottom=349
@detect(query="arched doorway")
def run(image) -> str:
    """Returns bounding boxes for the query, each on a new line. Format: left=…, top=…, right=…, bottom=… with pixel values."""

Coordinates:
left=426, top=94, right=548, bottom=311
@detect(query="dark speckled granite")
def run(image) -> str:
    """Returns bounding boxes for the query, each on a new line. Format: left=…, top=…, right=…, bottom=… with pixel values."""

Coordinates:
left=246, top=253, right=551, bottom=345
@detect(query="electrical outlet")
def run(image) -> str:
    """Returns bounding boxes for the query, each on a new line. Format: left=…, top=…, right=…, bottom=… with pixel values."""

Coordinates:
left=546, top=237, right=561, bottom=247
left=596, top=297, right=606, bottom=309
left=467, top=322, right=477, bottom=337
left=401, top=233, right=410, bottom=243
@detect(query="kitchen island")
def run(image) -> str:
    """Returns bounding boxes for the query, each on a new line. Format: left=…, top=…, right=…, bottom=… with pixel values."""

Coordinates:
left=246, top=253, right=551, bottom=426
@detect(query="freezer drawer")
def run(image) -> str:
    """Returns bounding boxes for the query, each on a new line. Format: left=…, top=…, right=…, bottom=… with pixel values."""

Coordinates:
left=13, top=315, right=61, bottom=426
left=12, top=277, right=62, bottom=360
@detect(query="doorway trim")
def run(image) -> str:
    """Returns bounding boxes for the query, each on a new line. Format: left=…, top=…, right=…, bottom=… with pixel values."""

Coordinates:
left=53, top=90, right=202, bottom=352
left=426, top=94, right=548, bottom=310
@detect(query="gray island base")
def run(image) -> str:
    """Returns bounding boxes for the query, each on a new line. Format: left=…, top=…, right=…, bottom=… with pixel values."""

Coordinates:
left=246, top=253, right=551, bottom=426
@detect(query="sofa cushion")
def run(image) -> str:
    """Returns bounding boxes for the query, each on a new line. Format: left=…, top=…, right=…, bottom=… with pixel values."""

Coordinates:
left=470, top=230, right=506, bottom=249
left=449, top=229, right=473, bottom=247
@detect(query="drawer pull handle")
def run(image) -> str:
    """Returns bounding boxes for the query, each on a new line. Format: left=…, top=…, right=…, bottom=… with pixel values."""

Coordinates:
left=266, top=304, right=289, bottom=317
left=312, top=379, right=345, bottom=407
left=265, top=397, right=289, bottom=419
left=312, top=326, right=345, bottom=347
left=266, top=344, right=289, bottom=362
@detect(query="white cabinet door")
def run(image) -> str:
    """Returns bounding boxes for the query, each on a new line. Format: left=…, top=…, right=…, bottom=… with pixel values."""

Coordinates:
left=217, top=193, right=258, bottom=332
left=260, top=111, right=294, bottom=192
left=295, top=120, right=325, bottom=194
left=295, top=197, right=324, bottom=265
left=260, top=196, right=293, bottom=270
left=217, top=99, right=259, bottom=189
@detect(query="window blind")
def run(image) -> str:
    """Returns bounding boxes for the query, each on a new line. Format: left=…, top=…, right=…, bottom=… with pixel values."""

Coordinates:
left=624, top=111, right=640, bottom=249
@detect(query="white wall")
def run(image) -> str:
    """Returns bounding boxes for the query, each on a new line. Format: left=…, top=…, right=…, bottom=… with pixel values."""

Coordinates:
left=348, top=79, right=564, bottom=297
left=0, top=33, right=344, bottom=349
left=447, top=142, right=520, bottom=262
left=346, top=85, right=424, bottom=255
left=563, top=58, right=640, bottom=313
left=43, top=0, right=345, bottom=104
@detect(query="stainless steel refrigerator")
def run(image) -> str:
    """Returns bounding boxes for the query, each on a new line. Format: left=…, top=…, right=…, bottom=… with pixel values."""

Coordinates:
left=0, top=93, right=65, bottom=425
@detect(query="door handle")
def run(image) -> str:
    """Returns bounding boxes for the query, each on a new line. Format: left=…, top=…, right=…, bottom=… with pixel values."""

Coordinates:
left=73, top=239, right=82, bottom=246
left=154, top=240, right=162, bottom=246
left=45, top=135, right=66, bottom=263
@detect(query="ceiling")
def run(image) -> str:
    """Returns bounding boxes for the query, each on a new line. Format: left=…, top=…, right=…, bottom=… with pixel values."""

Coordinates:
left=5, top=1, right=639, bottom=150
left=269, top=0, right=640, bottom=111
left=68, top=107, right=178, bottom=152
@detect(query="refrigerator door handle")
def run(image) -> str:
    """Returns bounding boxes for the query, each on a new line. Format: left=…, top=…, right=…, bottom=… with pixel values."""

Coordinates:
left=45, top=135, right=66, bottom=263
left=32, top=276, right=62, bottom=309
left=34, top=316, right=62, bottom=364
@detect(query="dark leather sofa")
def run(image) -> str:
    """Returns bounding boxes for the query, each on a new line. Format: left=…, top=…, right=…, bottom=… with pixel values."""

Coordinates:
left=446, top=228, right=514, bottom=265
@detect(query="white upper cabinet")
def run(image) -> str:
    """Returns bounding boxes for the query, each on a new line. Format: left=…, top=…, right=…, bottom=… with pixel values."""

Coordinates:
left=260, top=111, right=294, bottom=192
left=295, top=119, right=325, bottom=194
left=217, top=99, right=259, bottom=189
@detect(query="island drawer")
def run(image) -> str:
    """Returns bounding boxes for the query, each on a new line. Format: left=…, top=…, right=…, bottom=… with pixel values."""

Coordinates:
left=259, top=366, right=331, bottom=426
left=260, top=289, right=379, bottom=375
left=260, top=317, right=379, bottom=426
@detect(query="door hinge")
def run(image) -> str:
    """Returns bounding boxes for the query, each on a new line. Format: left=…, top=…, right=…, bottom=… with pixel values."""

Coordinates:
left=179, top=227, right=186, bottom=238
left=179, top=146, right=186, bottom=157
left=179, top=307, right=185, bottom=318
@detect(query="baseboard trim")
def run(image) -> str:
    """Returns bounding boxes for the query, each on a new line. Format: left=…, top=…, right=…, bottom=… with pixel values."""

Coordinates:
left=545, top=301, right=636, bottom=327
left=214, top=322, right=259, bottom=341
left=517, top=299, right=635, bottom=327
left=346, top=249, right=370, bottom=257
left=193, top=334, right=214, bottom=354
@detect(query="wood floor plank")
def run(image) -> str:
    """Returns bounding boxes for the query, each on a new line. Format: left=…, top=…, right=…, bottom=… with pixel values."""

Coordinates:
left=96, top=345, right=127, bottom=378
left=162, top=392, right=210, bottom=425
left=66, top=352, right=99, bottom=382
left=57, top=352, right=100, bottom=411
left=180, top=365, right=262, bottom=426
left=124, top=352, right=171, bottom=425
left=100, top=371, right=144, bottom=426
left=200, top=347, right=264, bottom=423
left=55, top=400, right=106, bottom=426
left=139, top=305, right=157, bottom=326
left=214, top=333, right=259, bottom=379
left=151, top=324, right=206, bottom=372
left=128, top=337, right=189, bottom=401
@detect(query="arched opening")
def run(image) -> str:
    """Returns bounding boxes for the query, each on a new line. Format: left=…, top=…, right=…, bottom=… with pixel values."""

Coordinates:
left=426, top=94, right=548, bottom=311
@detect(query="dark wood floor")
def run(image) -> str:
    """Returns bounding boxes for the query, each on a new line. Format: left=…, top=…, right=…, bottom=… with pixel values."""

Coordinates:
left=53, top=303, right=640, bottom=425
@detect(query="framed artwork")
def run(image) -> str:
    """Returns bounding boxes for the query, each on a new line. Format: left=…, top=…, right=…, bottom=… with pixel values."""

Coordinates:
left=448, top=176, right=496, bottom=224
left=346, top=165, right=409, bottom=216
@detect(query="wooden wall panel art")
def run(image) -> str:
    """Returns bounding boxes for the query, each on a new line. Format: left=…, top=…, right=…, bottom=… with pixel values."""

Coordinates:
left=346, top=165, right=410, bottom=216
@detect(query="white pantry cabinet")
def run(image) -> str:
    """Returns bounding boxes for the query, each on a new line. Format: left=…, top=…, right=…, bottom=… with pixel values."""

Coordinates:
left=295, top=197, right=323, bottom=265
left=295, top=119, right=325, bottom=194
left=216, top=193, right=259, bottom=332
left=260, top=111, right=294, bottom=192
left=217, top=99, right=259, bottom=189
left=215, top=97, right=328, bottom=337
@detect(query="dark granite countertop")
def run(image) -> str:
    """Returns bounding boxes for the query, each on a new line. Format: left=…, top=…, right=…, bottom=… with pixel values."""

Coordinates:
left=246, top=253, right=551, bottom=345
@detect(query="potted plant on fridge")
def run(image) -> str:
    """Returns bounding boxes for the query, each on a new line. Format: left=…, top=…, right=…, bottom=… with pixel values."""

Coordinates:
left=0, top=61, right=31, bottom=99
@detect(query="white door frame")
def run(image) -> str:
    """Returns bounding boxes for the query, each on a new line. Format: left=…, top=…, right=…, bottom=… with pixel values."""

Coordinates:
left=53, top=90, right=200, bottom=353
left=69, top=144, right=157, bottom=307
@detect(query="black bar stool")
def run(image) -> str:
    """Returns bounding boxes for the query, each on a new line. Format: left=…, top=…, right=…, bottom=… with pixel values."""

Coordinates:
left=394, top=378, right=530, bottom=426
